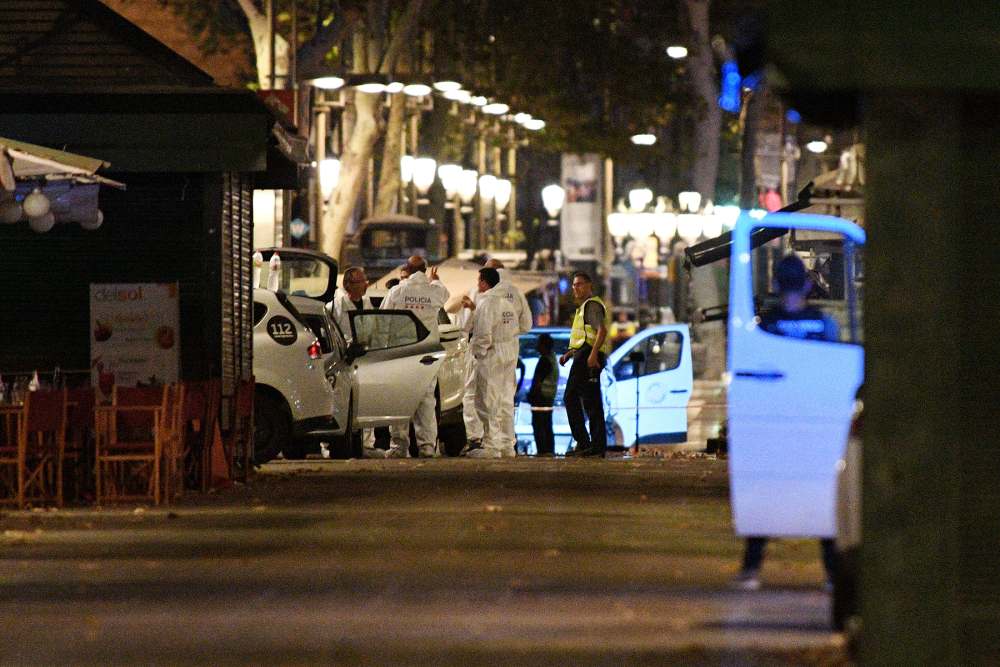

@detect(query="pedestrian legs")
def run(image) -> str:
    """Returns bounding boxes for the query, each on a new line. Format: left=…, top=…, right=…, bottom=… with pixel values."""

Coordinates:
left=564, top=349, right=606, bottom=453
left=388, top=383, right=437, bottom=457
left=462, top=349, right=483, bottom=443
left=531, top=408, right=554, bottom=455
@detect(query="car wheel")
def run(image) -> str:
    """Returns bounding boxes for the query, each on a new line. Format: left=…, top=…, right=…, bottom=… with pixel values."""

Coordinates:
left=281, top=438, right=311, bottom=460
left=439, top=419, right=466, bottom=457
left=254, top=392, right=289, bottom=465
left=329, top=394, right=357, bottom=459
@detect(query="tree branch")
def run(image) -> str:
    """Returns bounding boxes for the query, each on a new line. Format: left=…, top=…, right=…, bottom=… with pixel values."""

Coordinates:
left=297, top=5, right=363, bottom=80
left=379, top=0, right=428, bottom=75
left=235, top=0, right=263, bottom=23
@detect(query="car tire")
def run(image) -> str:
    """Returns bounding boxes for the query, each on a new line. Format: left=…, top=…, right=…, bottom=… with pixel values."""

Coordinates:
left=439, top=419, right=466, bottom=457
left=832, top=546, right=859, bottom=631
left=254, top=391, right=289, bottom=465
left=281, top=438, right=311, bottom=460
left=329, top=394, right=357, bottom=460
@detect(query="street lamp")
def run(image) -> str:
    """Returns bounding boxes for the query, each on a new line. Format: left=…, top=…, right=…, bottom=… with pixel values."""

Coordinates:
left=493, top=178, right=512, bottom=214
left=478, top=174, right=497, bottom=203
left=412, top=157, right=437, bottom=205
left=444, top=89, right=472, bottom=103
left=482, top=102, right=509, bottom=115
left=628, top=187, right=654, bottom=212
left=630, top=133, right=657, bottom=146
left=666, top=45, right=688, bottom=59
left=458, top=169, right=478, bottom=212
left=541, top=183, right=565, bottom=223
left=678, top=190, right=702, bottom=213
left=319, top=158, right=340, bottom=200
left=402, top=83, right=431, bottom=97
left=437, top=164, right=462, bottom=205
left=522, top=119, right=546, bottom=131
left=400, top=155, right=415, bottom=184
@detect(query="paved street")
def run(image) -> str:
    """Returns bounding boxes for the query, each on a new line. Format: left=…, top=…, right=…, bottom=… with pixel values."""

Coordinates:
left=0, top=457, right=847, bottom=665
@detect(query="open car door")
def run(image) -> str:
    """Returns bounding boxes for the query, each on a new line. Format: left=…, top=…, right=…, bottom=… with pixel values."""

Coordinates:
left=604, top=324, right=693, bottom=447
left=728, top=212, right=865, bottom=537
left=348, top=310, right=445, bottom=428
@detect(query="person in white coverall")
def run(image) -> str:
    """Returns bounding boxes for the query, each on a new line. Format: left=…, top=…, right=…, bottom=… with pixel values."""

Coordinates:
left=380, top=255, right=450, bottom=458
left=327, top=266, right=383, bottom=458
left=467, top=267, right=528, bottom=458
left=459, top=259, right=532, bottom=454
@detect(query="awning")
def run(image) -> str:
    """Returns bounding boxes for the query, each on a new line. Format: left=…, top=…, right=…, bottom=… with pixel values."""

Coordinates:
left=373, top=257, right=558, bottom=313
left=0, top=136, right=125, bottom=190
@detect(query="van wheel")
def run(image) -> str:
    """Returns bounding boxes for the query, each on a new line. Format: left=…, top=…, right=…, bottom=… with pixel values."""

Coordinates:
left=254, top=392, right=288, bottom=465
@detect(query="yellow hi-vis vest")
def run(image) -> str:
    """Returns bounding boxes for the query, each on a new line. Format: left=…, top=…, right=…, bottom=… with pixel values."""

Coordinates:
left=569, top=295, right=612, bottom=355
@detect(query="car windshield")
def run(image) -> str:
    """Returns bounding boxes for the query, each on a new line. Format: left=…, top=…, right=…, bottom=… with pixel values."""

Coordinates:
left=519, top=331, right=571, bottom=359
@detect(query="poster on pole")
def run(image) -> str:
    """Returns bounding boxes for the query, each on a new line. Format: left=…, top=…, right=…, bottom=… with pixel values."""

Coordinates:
left=90, top=283, right=179, bottom=396
left=559, top=153, right=603, bottom=261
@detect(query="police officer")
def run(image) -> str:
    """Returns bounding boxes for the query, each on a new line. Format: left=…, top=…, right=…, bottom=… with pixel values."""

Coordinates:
left=460, top=258, right=532, bottom=455
left=559, top=271, right=610, bottom=457
left=527, top=333, right=558, bottom=456
left=328, top=266, right=383, bottom=458
left=380, top=255, right=450, bottom=458
left=732, top=253, right=840, bottom=590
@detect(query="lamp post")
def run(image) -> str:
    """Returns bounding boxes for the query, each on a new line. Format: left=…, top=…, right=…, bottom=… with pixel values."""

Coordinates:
left=541, top=184, right=565, bottom=265
left=411, top=157, right=437, bottom=221
left=438, top=163, right=463, bottom=254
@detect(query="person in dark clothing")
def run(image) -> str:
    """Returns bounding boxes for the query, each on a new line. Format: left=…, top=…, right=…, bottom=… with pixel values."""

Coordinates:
left=559, top=272, right=610, bottom=457
left=732, top=253, right=841, bottom=591
left=527, top=333, right=558, bottom=456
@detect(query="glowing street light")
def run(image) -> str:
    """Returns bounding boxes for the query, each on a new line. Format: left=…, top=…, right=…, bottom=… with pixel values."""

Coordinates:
left=319, top=158, right=341, bottom=200
left=400, top=155, right=414, bottom=184
left=494, top=179, right=512, bottom=211
left=628, top=187, right=654, bottom=212
left=412, top=157, right=437, bottom=200
left=541, top=184, right=565, bottom=221
left=630, top=133, right=657, bottom=146
left=437, top=163, right=463, bottom=201
left=666, top=45, right=688, bottom=59
left=806, top=139, right=829, bottom=153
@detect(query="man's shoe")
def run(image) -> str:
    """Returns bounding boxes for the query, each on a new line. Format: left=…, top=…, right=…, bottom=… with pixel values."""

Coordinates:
left=385, top=447, right=409, bottom=459
left=418, top=444, right=437, bottom=458
left=730, top=569, right=761, bottom=591
left=465, top=447, right=501, bottom=459
left=567, top=447, right=604, bottom=458
left=459, top=439, right=482, bottom=456
left=362, top=447, right=387, bottom=459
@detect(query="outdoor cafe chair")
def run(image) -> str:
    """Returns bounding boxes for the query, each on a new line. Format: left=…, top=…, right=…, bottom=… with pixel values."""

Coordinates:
left=63, top=386, right=95, bottom=504
left=95, top=384, right=167, bottom=505
left=0, top=389, right=68, bottom=509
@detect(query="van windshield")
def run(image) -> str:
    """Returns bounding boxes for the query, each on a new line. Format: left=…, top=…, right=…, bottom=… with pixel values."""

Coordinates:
left=362, top=228, right=427, bottom=260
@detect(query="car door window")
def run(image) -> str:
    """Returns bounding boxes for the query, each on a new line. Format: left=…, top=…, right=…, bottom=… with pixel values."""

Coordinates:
left=752, top=236, right=864, bottom=345
left=351, top=311, right=427, bottom=350
left=613, top=332, right=682, bottom=381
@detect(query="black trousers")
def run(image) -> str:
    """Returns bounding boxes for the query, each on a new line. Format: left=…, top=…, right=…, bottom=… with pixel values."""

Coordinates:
left=742, top=536, right=838, bottom=578
left=564, top=346, right=607, bottom=452
left=531, top=407, right=554, bottom=455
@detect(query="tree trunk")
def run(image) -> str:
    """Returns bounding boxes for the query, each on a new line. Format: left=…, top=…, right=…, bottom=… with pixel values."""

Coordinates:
left=237, top=0, right=290, bottom=87
left=322, top=91, right=382, bottom=260
left=685, top=0, right=721, bottom=202
left=374, top=95, right=406, bottom=216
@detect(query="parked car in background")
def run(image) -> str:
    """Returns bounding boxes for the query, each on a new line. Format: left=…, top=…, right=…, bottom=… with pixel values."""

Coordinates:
left=514, top=325, right=693, bottom=454
left=340, top=214, right=442, bottom=283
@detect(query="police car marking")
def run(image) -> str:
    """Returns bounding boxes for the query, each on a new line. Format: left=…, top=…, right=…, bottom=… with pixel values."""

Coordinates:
left=266, top=315, right=298, bottom=345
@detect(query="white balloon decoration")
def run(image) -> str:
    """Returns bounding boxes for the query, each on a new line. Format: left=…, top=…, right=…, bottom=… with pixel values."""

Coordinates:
left=28, top=211, right=55, bottom=233
left=79, top=209, right=104, bottom=231
left=0, top=199, right=22, bottom=224
left=23, top=188, right=51, bottom=218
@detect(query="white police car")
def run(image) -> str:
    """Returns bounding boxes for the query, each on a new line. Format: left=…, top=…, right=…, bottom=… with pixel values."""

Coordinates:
left=255, top=249, right=465, bottom=459
left=514, top=325, right=693, bottom=454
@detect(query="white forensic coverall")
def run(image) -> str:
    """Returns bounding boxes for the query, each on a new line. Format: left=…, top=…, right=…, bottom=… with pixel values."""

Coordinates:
left=380, top=271, right=450, bottom=454
left=327, top=289, right=375, bottom=449
left=458, top=285, right=486, bottom=443
left=471, top=280, right=530, bottom=455
left=460, top=270, right=532, bottom=446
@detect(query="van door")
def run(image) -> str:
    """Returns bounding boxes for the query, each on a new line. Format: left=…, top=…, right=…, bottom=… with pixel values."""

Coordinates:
left=349, top=310, right=445, bottom=427
left=727, top=212, right=865, bottom=537
left=605, top=324, right=693, bottom=447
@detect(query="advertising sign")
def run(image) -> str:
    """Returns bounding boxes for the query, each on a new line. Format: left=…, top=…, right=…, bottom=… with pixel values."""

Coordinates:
left=90, top=283, right=179, bottom=395
left=559, top=153, right=603, bottom=261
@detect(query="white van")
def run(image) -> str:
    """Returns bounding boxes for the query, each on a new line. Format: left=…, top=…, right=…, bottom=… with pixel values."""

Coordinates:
left=726, top=211, right=865, bottom=538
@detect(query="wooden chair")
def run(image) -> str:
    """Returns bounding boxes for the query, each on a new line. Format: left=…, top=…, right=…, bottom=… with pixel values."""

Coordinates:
left=18, top=389, right=68, bottom=509
left=160, top=383, right=186, bottom=503
left=0, top=406, right=20, bottom=507
left=229, top=377, right=255, bottom=483
left=197, top=379, right=221, bottom=492
left=95, top=385, right=167, bottom=505
left=63, top=387, right=96, bottom=504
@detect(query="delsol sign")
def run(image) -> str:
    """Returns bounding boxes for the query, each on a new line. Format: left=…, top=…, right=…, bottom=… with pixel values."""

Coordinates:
left=90, top=283, right=179, bottom=396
